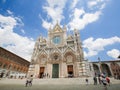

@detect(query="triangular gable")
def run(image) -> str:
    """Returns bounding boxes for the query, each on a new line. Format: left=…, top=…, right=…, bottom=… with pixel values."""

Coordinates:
left=64, top=46, right=75, bottom=54
left=53, top=23, right=63, bottom=33
left=39, top=48, right=48, bottom=55
left=51, top=46, right=61, bottom=54
left=67, top=35, right=74, bottom=40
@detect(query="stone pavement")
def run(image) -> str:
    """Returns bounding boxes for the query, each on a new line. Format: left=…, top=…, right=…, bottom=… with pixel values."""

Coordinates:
left=0, top=77, right=120, bottom=90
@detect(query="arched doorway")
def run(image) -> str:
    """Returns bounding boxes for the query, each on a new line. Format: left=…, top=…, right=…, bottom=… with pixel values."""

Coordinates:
left=51, top=52, right=61, bottom=78
left=67, top=65, right=73, bottom=77
left=38, top=54, right=47, bottom=78
left=39, top=67, right=45, bottom=78
left=93, top=64, right=100, bottom=76
left=101, top=64, right=112, bottom=77
left=64, top=52, right=75, bottom=77
left=52, top=64, right=59, bottom=78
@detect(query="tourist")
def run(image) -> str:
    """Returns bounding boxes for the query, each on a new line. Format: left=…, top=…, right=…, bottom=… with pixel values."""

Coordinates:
left=29, top=75, right=33, bottom=86
left=98, top=75, right=102, bottom=84
left=101, top=76, right=108, bottom=90
left=93, top=76, right=97, bottom=85
left=25, top=77, right=29, bottom=87
left=102, top=76, right=107, bottom=86
left=25, top=75, right=33, bottom=87
left=0, top=72, right=4, bottom=78
left=106, top=76, right=110, bottom=86
left=85, top=78, right=89, bottom=85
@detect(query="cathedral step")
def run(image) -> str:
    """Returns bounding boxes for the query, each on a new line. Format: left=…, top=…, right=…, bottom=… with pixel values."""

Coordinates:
left=1, top=77, right=118, bottom=85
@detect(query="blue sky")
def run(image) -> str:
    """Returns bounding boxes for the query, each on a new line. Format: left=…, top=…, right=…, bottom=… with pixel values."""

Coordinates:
left=0, top=0, right=120, bottom=62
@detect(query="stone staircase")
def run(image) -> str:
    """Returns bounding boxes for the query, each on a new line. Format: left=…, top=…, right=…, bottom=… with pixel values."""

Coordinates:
left=0, top=77, right=120, bottom=85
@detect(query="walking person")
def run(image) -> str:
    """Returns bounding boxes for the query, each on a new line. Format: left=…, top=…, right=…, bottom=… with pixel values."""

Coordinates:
left=102, top=76, right=108, bottom=90
left=106, top=76, right=110, bottom=86
left=25, top=75, right=33, bottom=87
left=29, top=75, right=33, bottom=86
left=25, top=77, right=30, bottom=87
left=85, top=78, right=89, bottom=85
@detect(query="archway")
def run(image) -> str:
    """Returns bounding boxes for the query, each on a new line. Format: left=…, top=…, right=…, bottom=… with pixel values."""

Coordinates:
left=101, top=63, right=112, bottom=77
left=64, top=52, right=75, bottom=77
left=67, top=65, right=73, bottom=77
left=50, top=52, right=61, bottom=78
left=38, top=54, right=47, bottom=78
left=93, top=64, right=100, bottom=76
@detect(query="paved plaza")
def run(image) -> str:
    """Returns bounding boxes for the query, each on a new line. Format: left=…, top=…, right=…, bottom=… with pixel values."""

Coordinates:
left=0, top=77, right=120, bottom=90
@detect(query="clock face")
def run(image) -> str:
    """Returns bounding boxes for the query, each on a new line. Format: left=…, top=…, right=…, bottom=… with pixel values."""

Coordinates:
left=53, top=36, right=61, bottom=44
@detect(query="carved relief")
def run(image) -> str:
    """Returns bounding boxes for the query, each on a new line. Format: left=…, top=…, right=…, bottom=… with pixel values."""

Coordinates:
left=66, top=55, right=73, bottom=63
left=38, top=54, right=47, bottom=65
left=40, top=57, right=47, bottom=64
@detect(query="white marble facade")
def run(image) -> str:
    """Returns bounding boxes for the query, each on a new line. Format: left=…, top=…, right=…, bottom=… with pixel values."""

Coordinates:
left=28, top=23, right=92, bottom=78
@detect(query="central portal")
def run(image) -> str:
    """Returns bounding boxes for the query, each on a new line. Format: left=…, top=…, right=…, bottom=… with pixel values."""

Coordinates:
left=52, top=64, right=59, bottom=78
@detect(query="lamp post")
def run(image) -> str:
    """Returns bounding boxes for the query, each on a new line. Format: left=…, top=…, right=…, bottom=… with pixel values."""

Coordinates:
left=98, top=57, right=102, bottom=74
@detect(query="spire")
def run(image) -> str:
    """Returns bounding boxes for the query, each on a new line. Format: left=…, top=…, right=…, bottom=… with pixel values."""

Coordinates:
left=57, top=20, right=58, bottom=25
left=74, top=28, right=77, bottom=32
left=49, top=25, right=52, bottom=31
left=63, top=24, right=67, bottom=31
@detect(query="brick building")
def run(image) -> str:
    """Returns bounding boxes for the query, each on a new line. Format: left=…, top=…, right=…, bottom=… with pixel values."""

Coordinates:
left=0, top=47, right=30, bottom=78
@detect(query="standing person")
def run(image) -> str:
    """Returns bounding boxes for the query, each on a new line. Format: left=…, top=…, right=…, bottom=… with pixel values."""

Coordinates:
left=93, top=76, right=97, bottom=85
left=106, top=76, right=110, bottom=86
left=98, top=75, right=102, bottom=84
left=85, top=78, right=89, bottom=85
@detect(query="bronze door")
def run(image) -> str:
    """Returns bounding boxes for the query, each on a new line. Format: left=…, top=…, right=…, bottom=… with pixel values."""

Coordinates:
left=67, top=65, right=73, bottom=77
left=39, top=67, right=45, bottom=78
left=52, top=64, right=59, bottom=78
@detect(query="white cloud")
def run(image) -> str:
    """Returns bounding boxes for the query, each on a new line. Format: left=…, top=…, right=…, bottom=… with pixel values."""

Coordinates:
left=40, top=0, right=109, bottom=31
left=88, top=1, right=98, bottom=8
left=7, top=10, right=13, bottom=15
left=87, top=0, right=108, bottom=9
left=0, top=14, right=35, bottom=61
left=68, top=0, right=109, bottom=31
left=0, top=14, right=17, bottom=31
left=71, top=0, right=78, bottom=9
left=107, top=49, right=120, bottom=59
left=68, top=8, right=101, bottom=30
left=83, top=36, right=120, bottom=57
left=21, top=29, right=25, bottom=34
left=42, top=0, right=67, bottom=29
left=42, top=20, right=52, bottom=30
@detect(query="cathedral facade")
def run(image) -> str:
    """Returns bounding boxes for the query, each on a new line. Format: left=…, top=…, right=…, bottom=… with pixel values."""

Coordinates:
left=28, top=23, right=91, bottom=78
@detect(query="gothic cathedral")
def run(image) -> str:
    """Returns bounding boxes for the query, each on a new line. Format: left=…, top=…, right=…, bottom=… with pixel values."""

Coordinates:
left=28, top=23, right=91, bottom=78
